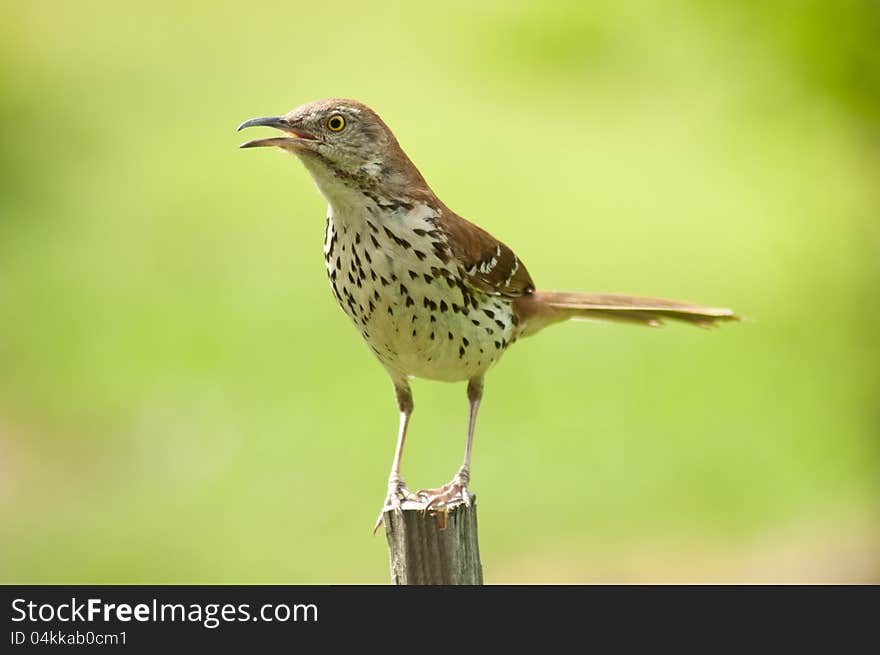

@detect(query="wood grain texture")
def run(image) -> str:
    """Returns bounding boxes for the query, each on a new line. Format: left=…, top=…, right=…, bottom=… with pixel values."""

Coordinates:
left=383, top=497, right=483, bottom=585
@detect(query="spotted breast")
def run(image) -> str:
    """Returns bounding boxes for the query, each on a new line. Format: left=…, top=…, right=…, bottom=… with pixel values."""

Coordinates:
left=323, top=199, right=526, bottom=383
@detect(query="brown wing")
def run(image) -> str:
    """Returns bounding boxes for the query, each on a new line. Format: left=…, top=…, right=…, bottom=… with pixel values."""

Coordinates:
left=436, top=209, right=535, bottom=298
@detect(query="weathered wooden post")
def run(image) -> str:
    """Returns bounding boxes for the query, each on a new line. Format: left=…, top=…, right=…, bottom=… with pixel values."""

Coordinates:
left=383, top=495, right=483, bottom=585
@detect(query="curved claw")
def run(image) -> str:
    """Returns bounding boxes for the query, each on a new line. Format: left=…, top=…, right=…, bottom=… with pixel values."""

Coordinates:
left=417, top=477, right=469, bottom=510
left=374, top=473, right=470, bottom=532
left=373, top=477, right=415, bottom=535
left=372, top=501, right=401, bottom=535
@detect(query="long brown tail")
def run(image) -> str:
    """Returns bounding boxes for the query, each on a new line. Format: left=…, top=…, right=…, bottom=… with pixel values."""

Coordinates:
left=514, top=291, right=739, bottom=337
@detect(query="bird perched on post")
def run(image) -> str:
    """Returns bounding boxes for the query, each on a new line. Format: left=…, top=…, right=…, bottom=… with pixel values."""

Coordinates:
left=238, top=98, right=737, bottom=531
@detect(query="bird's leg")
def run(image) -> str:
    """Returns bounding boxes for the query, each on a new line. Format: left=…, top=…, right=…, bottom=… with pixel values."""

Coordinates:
left=419, top=376, right=483, bottom=509
left=373, top=381, right=418, bottom=533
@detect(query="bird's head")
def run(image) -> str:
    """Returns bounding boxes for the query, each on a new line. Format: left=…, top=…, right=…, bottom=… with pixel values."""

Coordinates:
left=238, top=98, right=429, bottom=206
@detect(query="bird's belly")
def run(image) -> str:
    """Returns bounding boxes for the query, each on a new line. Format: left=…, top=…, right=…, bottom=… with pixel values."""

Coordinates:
left=335, top=273, right=514, bottom=382
left=324, top=212, right=516, bottom=382
left=369, top=308, right=502, bottom=382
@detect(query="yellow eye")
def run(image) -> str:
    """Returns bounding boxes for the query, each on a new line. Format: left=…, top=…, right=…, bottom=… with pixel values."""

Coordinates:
left=327, top=114, right=345, bottom=132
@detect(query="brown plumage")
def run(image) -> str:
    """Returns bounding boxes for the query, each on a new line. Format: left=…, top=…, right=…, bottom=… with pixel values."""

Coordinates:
left=238, top=98, right=739, bottom=531
left=435, top=207, right=535, bottom=297
left=436, top=204, right=736, bottom=333
left=514, top=291, right=737, bottom=335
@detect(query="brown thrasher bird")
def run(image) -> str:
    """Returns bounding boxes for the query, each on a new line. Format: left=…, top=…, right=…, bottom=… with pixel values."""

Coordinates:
left=238, top=98, right=737, bottom=530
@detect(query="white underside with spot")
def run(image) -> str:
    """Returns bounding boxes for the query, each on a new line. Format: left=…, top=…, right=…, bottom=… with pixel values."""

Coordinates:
left=323, top=199, right=515, bottom=384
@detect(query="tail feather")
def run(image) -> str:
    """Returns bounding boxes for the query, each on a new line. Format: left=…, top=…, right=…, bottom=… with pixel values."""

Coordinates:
left=514, top=291, right=738, bottom=336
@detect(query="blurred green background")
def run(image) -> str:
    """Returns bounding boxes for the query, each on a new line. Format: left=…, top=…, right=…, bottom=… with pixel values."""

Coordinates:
left=2, top=0, right=878, bottom=583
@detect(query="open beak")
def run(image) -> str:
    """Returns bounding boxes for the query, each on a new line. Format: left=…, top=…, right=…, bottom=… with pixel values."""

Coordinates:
left=237, top=116, right=319, bottom=149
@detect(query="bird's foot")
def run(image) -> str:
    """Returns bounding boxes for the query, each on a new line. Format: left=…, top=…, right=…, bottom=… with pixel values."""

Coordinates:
left=372, top=473, right=419, bottom=534
left=417, top=466, right=472, bottom=510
